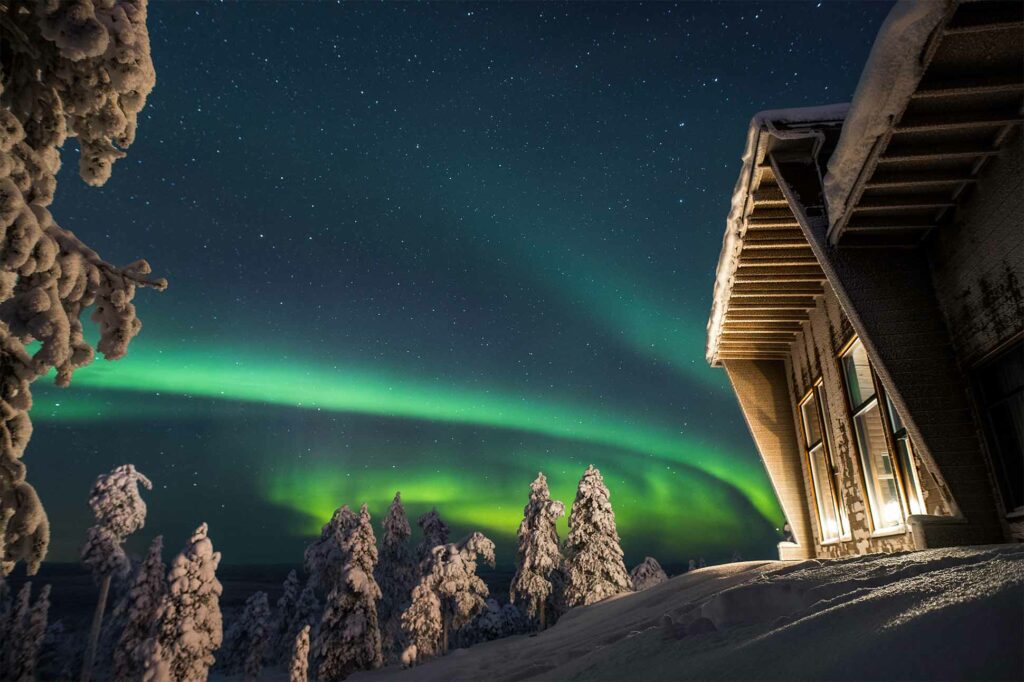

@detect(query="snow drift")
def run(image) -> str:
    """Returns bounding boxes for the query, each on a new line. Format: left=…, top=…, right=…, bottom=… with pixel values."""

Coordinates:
left=352, top=545, right=1024, bottom=682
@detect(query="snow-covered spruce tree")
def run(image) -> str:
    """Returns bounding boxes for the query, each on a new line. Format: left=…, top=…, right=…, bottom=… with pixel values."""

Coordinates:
left=563, top=465, right=632, bottom=607
left=289, top=624, right=310, bottom=682
left=416, top=508, right=449, bottom=568
left=456, top=598, right=529, bottom=648
left=221, top=591, right=271, bottom=680
left=270, top=569, right=301, bottom=663
left=113, top=534, right=165, bottom=681
left=510, top=472, right=565, bottom=629
left=314, top=504, right=383, bottom=682
left=630, top=556, right=668, bottom=591
left=285, top=581, right=320, bottom=663
left=304, top=506, right=347, bottom=596
left=142, top=523, right=223, bottom=682
left=1, top=581, right=50, bottom=681
left=81, top=464, right=152, bottom=682
left=402, top=531, right=495, bottom=659
left=375, top=491, right=416, bottom=660
left=0, top=0, right=165, bottom=579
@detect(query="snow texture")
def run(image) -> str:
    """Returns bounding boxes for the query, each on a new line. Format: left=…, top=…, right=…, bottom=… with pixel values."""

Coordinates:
left=221, top=591, right=271, bottom=681
left=142, top=523, right=223, bottom=682
left=630, top=557, right=668, bottom=591
left=823, top=0, right=952, bottom=230
left=289, top=624, right=310, bottom=682
left=563, top=465, right=631, bottom=608
left=113, top=534, right=166, bottom=681
left=355, top=545, right=1024, bottom=682
left=314, top=504, right=384, bottom=682
left=510, top=473, right=565, bottom=625
left=375, top=492, right=416, bottom=661
left=271, top=569, right=320, bottom=666
left=0, top=0, right=165, bottom=577
left=81, top=464, right=151, bottom=581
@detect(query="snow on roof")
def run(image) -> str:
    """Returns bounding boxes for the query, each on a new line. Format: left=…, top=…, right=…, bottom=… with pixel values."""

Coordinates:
left=705, top=105, right=848, bottom=366
left=823, top=0, right=954, bottom=235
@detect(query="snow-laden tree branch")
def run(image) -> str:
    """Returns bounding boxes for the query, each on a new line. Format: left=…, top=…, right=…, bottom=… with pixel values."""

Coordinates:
left=0, top=0, right=164, bottom=577
left=630, top=556, right=668, bottom=591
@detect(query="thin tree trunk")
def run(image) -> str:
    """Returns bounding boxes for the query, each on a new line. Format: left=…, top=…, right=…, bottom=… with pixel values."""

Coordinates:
left=81, top=573, right=111, bottom=682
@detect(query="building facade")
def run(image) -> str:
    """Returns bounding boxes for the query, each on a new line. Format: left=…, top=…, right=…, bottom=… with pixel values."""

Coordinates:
left=706, top=0, right=1023, bottom=559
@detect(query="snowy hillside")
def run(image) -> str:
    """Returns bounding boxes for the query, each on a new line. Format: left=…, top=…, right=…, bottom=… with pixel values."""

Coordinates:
left=352, top=545, right=1023, bottom=682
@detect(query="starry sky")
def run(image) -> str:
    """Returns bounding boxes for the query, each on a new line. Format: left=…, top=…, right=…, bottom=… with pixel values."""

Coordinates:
left=30, top=1, right=892, bottom=567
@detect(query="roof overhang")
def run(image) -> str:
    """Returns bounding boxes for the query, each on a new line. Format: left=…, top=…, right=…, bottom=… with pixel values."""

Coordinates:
left=825, top=0, right=1024, bottom=247
left=705, top=107, right=847, bottom=367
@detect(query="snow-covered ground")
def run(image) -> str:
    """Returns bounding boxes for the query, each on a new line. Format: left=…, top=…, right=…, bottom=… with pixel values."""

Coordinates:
left=353, top=545, right=1024, bottom=682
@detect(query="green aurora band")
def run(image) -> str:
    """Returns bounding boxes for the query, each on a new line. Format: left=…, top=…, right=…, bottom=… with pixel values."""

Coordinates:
left=30, top=340, right=781, bottom=541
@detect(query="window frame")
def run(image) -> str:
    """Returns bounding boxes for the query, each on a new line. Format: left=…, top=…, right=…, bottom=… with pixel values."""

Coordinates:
left=798, top=378, right=850, bottom=544
left=837, top=336, right=924, bottom=537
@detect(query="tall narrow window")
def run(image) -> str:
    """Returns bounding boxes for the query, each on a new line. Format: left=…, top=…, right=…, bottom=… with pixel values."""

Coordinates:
left=799, top=380, right=849, bottom=542
left=840, top=338, right=925, bottom=533
left=973, top=340, right=1024, bottom=515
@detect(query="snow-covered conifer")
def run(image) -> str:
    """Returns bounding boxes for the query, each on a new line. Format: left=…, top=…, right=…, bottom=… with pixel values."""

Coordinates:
left=402, top=531, right=495, bottom=658
left=416, top=508, right=449, bottom=567
left=81, top=464, right=152, bottom=682
left=0, top=0, right=165, bottom=578
left=400, top=583, right=441, bottom=665
left=314, top=504, right=383, bottom=681
left=630, top=556, right=668, bottom=591
left=142, top=523, right=223, bottom=682
left=113, top=535, right=166, bottom=680
left=271, top=569, right=301, bottom=662
left=510, top=473, right=565, bottom=628
left=563, top=465, right=631, bottom=607
left=304, top=507, right=346, bottom=595
left=1, top=581, right=50, bottom=680
left=375, top=491, right=416, bottom=659
left=289, top=625, right=310, bottom=682
left=221, top=591, right=271, bottom=680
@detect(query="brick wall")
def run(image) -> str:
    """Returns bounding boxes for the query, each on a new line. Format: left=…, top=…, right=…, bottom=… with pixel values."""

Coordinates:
left=929, top=130, right=1024, bottom=364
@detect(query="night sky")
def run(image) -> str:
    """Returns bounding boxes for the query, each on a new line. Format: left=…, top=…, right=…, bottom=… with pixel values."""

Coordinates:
left=29, top=1, right=891, bottom=567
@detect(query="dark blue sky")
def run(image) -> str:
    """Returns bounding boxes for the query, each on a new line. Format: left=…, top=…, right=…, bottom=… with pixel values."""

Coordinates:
left=33, top=1, right=892, bottom=566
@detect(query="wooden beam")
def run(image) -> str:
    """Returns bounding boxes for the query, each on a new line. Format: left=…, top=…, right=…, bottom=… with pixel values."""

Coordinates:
left=732, top=281, right=822, bottom=294
left=727, top=301, right=816, bottom=310
left=893, top=112, right=1024, bottom=134
left=733, top=273, right=825, bottom=284
left=865, top=171, right=978, bottom=189
left=852, top=195, right=956, bottom=212
left=731, top=265, right=823, bottom=277
left=911, top=79, right=1024, bottom=99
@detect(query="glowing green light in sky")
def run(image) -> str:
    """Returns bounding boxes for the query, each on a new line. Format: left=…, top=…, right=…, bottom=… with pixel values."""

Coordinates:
left=32, top=339, right=780, bottom=528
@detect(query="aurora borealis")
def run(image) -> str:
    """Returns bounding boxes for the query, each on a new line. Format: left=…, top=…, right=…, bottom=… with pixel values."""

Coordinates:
left=29, top=2, right=891, bottom=567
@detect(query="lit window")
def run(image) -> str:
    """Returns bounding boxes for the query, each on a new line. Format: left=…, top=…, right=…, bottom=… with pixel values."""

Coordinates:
left=799, top=380, right=849, bottom=542
left=840, top=339, right=925, bottom=533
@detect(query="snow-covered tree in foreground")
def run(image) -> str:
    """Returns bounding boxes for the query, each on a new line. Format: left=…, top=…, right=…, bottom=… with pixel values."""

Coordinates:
left=402, top=531, right=496, bottom=662
left=81, top=464, right=152, bottom=682
left=142, top=523, right=223, bottom=682
left=221, top=590, right=271, bottom=680
left=304, top=507, right=346, bottom=595
left=375, top=491, right=416, bottom=660
left=0, top=0, right=165, bottom=578
left=630, top=556, right=668, bottom=591
left=314, top=504, right=383, bottom=681
left=113, top=534, right=166, bottom=680
left=510, top=472, right=565, bottom=629
left=416, top=507, right=449, bottom=568
left=563, top=465, right=632, bottom=607
left=289, top=624, right=310, bottom=682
